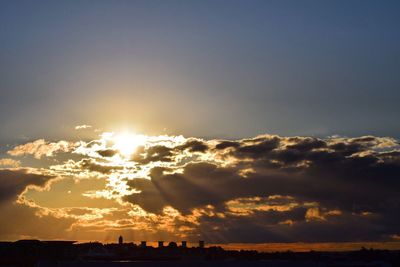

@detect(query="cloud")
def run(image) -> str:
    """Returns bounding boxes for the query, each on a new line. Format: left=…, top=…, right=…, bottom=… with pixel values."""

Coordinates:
left=121, top=134, right=400, bottom=242
left=0, top=168, right=78, bottom=240
left=131, top=145, right=174, bottom=164
left=0, top=168, right=55, bottom=203
left=3, top=133, right=400, bottom=243
left=75, top=124, right=92, bottom=130
left=0, top=158, right=21, bottom=167
left=96, top=149, right=117, bottom=158
left=176, top=139, right=209, bottom=153
left=7, top=139, right=76, bottom=159
left=78, top=158, right=123, bottom=174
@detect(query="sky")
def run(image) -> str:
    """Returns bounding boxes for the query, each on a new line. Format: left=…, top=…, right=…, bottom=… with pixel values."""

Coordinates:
left=1, top=0, right=400, bottom=141
left=1, top=0, right=400, bottom=249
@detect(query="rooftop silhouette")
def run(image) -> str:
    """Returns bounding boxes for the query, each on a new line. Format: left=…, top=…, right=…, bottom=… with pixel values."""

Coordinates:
left=0, top=238, right=399, bottom=267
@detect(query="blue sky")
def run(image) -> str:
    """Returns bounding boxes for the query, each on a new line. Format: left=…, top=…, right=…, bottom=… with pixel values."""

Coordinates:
left=1, top=0, right=399, bottom=141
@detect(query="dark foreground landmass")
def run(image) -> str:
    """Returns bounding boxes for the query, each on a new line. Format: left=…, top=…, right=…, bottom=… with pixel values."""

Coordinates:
left=0, top=240, right=399, bottom=267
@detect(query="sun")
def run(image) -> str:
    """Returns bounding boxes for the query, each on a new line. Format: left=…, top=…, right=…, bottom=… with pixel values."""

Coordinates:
left=113, top=132, right=146, bottom=157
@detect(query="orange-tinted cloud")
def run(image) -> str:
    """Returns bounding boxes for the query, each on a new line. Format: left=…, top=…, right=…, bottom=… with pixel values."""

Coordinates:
left=1, top=133, right=399, bottom=244
left=7, top=139, right=76, bottom=159
left=0, top=158, right=20, bottom=167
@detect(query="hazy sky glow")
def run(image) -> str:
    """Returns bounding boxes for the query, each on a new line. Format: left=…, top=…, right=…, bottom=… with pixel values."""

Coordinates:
left=1, top=0, right=400, bottom=142
left=1, top=1, right=400, bottom=249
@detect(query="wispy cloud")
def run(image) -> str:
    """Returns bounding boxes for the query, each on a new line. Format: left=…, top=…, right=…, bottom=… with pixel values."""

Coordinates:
left=7, top=139, right=76, bottom=159
left=75, top=124, right=92, bottom=130
left=0, top=158, right=20, bottom=167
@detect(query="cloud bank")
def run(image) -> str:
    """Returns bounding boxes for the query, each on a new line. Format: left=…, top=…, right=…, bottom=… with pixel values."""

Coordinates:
left=1, top=133, right=399, bottom=243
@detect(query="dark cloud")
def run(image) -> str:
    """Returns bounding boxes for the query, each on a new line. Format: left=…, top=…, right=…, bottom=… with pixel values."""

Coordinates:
left=193, top=210, right=387, bottom=243
left=285, top=137, right=326, bottom=151
left=176, top=140, right=209, bottom=153
left=0, top=169, right=55, bottom=203
left=124, top=135, right=400, bottom=242
left=124, top=163, right=227, bottom=214
left=0, top=169, right=76, bottom=240
left=79, top=158, right=122, bottom=174
left=215, top=141, right=240, bottom=150
left=124, top=162, right=295, bottom=214
left=234, top=136, right=280, bottom=159
left=123, top=178, right=167, bottom=214
left=97, top=149, right=117, bottom=158
left=3, top=134, right=398, bottom=243
left=131, top=145, right=173, bottom=164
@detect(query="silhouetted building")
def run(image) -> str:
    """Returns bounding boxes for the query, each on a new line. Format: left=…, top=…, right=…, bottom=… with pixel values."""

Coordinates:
left=199, top=240, right=205, bottom=248
left=0, top=239, right=397, bottom=265
left=168, top=242, right=177, bottom=248
left=118, top=236, right=123, bottom=245
left=158, top=241, right=164, bottom=248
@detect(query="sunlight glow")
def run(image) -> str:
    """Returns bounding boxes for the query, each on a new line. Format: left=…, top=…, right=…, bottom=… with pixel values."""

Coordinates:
left=113, top=132, right=146, bottom=157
